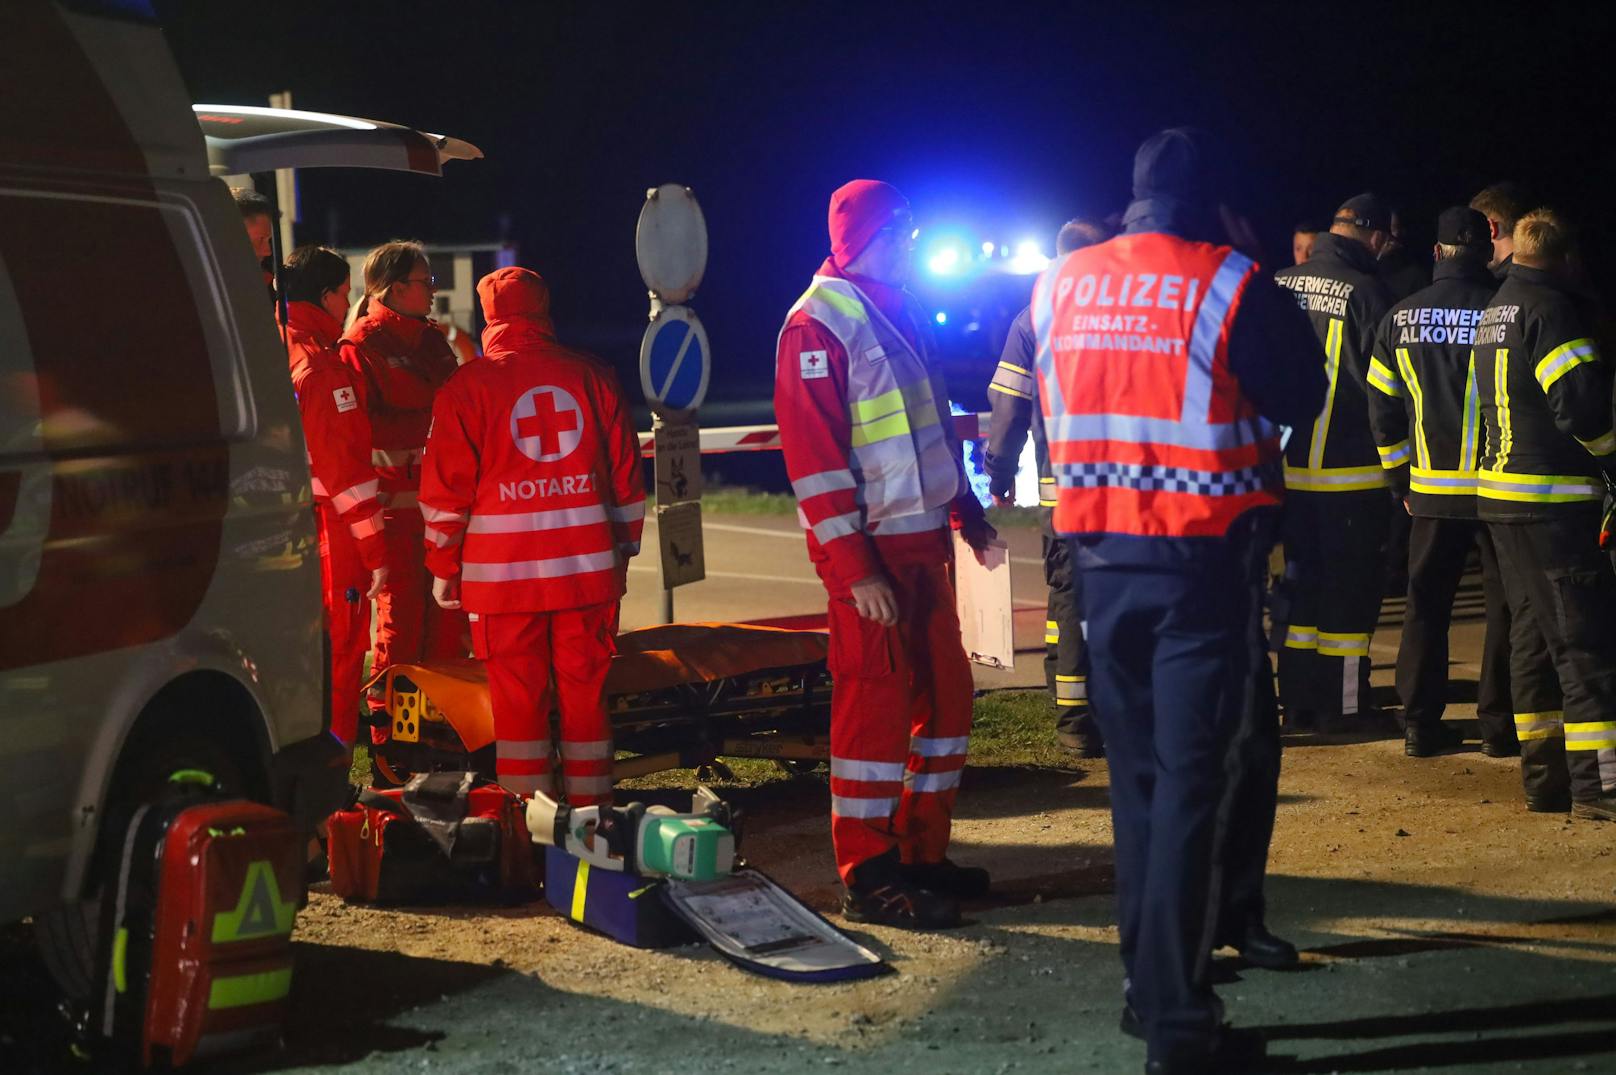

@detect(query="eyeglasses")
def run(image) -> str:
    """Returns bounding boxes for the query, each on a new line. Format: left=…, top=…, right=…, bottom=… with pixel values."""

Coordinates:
left=403, top=275, right=436, bottom=288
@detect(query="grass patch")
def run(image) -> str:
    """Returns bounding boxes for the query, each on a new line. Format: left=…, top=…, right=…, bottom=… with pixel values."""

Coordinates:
left=351, top=691, right=1071, bottom=794
left=651, top=486, right=797, bottom=515
left=985, top=504, right=1044, bottom=530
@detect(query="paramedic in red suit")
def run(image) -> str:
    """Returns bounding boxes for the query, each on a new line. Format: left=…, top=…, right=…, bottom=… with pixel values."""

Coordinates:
left=775, top=179, right=996, bottom=930
left=282, top=246, right=387, bottom=749
left=419, top=267, right=646, bottom=805
left=340, top=241, right=469, bottom=727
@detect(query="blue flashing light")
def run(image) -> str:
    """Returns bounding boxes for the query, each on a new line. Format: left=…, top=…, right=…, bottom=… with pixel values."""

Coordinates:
left=927, top=244, right=963, bottom=275
left=1009, top=238, right=1050, bottom=275
left=934, top=311, right=948, bottom=325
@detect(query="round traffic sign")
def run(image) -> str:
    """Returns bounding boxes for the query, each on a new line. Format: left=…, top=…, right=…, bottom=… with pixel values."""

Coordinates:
left=635, top=183, right=708, bottom=304
left=639, top=305, right=710, bottom=416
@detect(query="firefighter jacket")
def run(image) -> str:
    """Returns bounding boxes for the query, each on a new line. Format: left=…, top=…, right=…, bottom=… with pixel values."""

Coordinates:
left=984, top=305, right=1056, bottom=508
left=1275, top=232, right=1395, bottom=493
left=340, top=302, right=460, bottom=511
left=1366, top=256, right=1497, bottom=518
left=418, top=298, right=646, bottom=614
left=1473, top=262, right=1616, bottom=522
left=775, top=258, right=983, bottom=591
left=284, top=301, right=385, bottom=571
left=1031, top=226, right=1325, bottom=543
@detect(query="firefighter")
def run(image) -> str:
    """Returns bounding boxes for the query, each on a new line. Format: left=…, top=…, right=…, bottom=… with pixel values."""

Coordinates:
left=1365, top=207, right=1515, bottom=758
left=1273, top=194, right=1397, bottom=730
left=1033, top=129, right=1324, bottom=1074
left=340, top=241, right=469, bottom=732
left=984, top=216, right=1111, bottom=759
left=419, top=267, right=645, bottom=804
left=281, top=246, right=387, bottom=749
left=1473, top=209, right=1616, bottom=820
left=1470, top=181, right=1535, bottom=278
left=775, top=179, right=996, bottom=930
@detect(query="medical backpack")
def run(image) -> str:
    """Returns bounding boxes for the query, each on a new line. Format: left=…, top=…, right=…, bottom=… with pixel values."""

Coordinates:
left=91, top=770, right=303, bottom=1068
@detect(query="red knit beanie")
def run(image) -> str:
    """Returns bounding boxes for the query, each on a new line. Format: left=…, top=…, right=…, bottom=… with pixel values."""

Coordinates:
left=477, top=266, right=550, bottom=322
left=828, top=179, right=910, bottom=267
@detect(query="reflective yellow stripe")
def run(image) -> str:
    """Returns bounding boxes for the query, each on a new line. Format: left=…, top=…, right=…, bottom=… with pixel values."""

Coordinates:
left=812, top=285, right=868, bottom=322
left=1308, top=319, right=1344, bottom=470
left=1460, top=351, right=1481, bottom=471
left=1409, top=467, right=1477, bottom=496
left=1045, top=619, right=1060, bottom=644
left=1577, top=428, right=1616, bottom=457
left=1377, top=440, right=1411, bottom=468
left=1367, top=355, right=1403, bottom=397
left=1283, top=625, right=1318, bottom=650
left=1493, top=347, right=1512, bottom=470
left=850, top=410, right=911, bottom=448
left=571, top=859, right=590, bottom=921
left=1317, top=631, right=1371, bottom=657
left=113, top=927, right=129, bottom=994
left=208, top=968, right=292, bottom=1010
left=1566, top=720, right=1616, bottom=750
left=988, top=381, right=1033, bottom=400
left=1283, top=464, right=1388, bottom=492
left=1534, top=338, right=1598, bottom=392
left=851, top=385, right=906, bottom=423
left=1396, top=348, right=1432, bottom=469
left=1477, top=471, right=1603, bottom=503
left=1514, top=711, right=1563, bottom=741
left=998, top=361, right=1031, bottom=376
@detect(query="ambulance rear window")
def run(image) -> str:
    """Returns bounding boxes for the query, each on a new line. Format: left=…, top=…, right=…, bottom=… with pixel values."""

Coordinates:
left=0, top=187, right=249, bottom=458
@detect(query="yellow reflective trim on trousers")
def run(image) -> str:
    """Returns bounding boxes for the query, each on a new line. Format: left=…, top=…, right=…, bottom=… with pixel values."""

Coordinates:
left=1367, top=355, right=1403, bottom=397
left=208, top=968, right=292, bottom=1010
left=1317, top=631, right=1371, bottom=657
left=1283, top=625, right=1318, bottom=650
left=1493, top=347, right=1512, bottom=471
left=572, top=860, right=590, bottom=921
left=1514, top=711, right=1563, bottom=742
left=1045, top=619, right=1060, bottom=644
left=1577, top=428, right=1616, bottom=457
left=1283, top=464, right=1388, bottom=492
left=810, top=285, right=869, bottom=323
left=1396, top=348, right=1432, bottom=469
left=1308, top=319, right=1345, bottom=470
left=1534, top=337, right=1598, bottom=392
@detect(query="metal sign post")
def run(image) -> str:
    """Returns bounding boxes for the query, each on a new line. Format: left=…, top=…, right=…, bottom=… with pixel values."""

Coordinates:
left=635, top=184, right=710, bottom=623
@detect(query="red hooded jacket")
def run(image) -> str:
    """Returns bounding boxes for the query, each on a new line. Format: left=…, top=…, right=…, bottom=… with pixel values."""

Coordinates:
left=339, top=301, right=460, bottom=509
left=284, top=301, right=385, bottom=569
left=419, top=268, right=646, bottom=613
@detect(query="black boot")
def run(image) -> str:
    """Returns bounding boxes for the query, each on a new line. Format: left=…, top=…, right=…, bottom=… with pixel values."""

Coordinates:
left=842, top=850, right=960, bottom=930
left=1405, top=721, right=1464, bottom=757
left=901, top=858, right=991, bottom=899
left=1219, top=922, right=1299, bottom=969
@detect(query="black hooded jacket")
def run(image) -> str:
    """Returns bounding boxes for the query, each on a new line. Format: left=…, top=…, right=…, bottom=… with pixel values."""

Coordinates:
left=1274, top=232, right=1396, bottom=493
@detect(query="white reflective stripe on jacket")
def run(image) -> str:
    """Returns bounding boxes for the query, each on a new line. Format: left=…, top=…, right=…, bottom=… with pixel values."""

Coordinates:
left=778, top=275, right=964, bottom=525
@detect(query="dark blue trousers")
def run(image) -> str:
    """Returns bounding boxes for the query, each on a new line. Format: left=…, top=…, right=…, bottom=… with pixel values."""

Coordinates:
left=1073, top=517, right=1271, bottom=1060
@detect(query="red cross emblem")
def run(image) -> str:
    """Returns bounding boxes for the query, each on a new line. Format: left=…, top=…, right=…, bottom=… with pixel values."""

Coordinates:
left=510, top=386, right=583, bottom=462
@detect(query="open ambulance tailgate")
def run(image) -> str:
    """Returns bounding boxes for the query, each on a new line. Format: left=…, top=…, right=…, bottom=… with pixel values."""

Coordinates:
left=192, top=103, right=482, bottom=176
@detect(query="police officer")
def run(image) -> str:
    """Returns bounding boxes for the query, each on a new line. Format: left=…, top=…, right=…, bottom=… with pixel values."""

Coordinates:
left=985, top=217, right=1110, bottom=759
left=1273, top=194, right=1397, bottom=730
left=1473, top=209, right=1616, bottom=820
left=1366, top=207, right=1516, bottom=758
left=1033, top=128, right=1324, bottom=1074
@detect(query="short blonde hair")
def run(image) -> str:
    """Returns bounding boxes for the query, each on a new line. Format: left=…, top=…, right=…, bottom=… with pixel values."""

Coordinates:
left=1513, top=209, right=1573, bottom=266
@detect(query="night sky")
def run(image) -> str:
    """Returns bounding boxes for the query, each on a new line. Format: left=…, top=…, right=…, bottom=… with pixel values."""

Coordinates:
left=157, top=0, right=1616, bottom=405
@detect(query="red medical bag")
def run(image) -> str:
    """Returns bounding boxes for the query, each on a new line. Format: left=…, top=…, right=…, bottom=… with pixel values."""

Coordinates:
left=95, top=774, right=303, bottom=1068
left=326, top=772, right=538, bottom=903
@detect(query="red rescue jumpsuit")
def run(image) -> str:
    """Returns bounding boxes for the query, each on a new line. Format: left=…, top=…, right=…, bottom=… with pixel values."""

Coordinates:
left=340, top=302, right=469, bottom=718
left=419, top=268, right=646, bottom=804
left=775, top=256, right=986, bottom=884
left=285, top=301, right=386, bottom=746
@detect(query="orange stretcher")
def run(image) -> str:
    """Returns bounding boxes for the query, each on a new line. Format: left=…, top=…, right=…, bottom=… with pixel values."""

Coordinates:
left=364, top=623, right=832, bottom=787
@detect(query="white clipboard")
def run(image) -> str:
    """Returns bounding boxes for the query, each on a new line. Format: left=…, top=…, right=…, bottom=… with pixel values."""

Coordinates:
left=953, top=531, right=1014, bottom=670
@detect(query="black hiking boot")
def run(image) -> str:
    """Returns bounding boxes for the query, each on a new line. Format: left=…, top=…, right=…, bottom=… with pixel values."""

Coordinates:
left=901, top=858, right=991, bottom=899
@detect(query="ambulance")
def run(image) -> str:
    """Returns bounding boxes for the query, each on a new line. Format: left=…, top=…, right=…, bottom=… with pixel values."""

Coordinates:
left=0, top=0, right=478, bottom=996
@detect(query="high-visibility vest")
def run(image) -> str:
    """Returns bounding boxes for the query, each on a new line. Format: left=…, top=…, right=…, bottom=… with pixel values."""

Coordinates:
left=779, top=276, right=961, bottom=529
left=1031, top=232, right=1283, bottom=539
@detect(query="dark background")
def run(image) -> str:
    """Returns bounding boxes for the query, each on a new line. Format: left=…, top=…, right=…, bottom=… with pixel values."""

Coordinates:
left=156, top=0, right=1616, bottom=408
